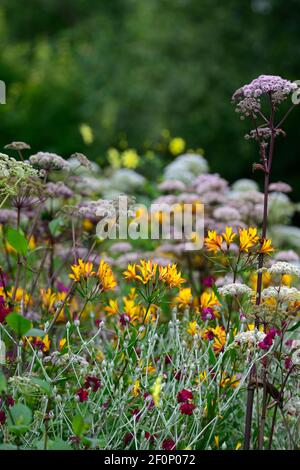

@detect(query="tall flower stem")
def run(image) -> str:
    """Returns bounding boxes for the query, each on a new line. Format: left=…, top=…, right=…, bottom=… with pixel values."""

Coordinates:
left=244, top=99, right=275, bottom=450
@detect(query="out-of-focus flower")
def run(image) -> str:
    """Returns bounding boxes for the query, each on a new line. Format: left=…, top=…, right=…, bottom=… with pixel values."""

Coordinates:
left=79, top=123, right=94, bottom=145
left=71, top=152, right=92, bottom=170
left=132, top=380, right=141, bottom=397
left=107, top=148, right=121, bottom=169
left=104, top=299, right=119, bottom=316
left=121, top=149, right=140, bottom=169
left=187, top=321, right=198, bottom=336
left=29, top=152, right=69, bottom=171
left=169, top=137, right=186, bottom=155
left=151, top=376, right=162, bottom=407
left=259, top=238, right=274, bottom=255
left=269, top=182, right=292, bottom=193
left=4, top=141, right=31, bottom=151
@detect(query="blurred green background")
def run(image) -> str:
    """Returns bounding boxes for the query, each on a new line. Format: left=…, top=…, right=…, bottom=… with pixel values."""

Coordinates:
left=0, top=0, right=299, bottom=195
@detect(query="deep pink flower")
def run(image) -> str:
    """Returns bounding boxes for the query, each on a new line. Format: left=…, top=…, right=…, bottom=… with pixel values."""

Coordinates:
left=177, top=389, right=193, bottom=403
left=201, top=307, right=215, bottom=321
left=84, top=375, right=101, bottom=392
left=124, top=432, right=134, bottom=446
left=145, top=431, right=156, bottom=444
left=202, top=276, right=215, bottom=288
left=76, top=388, right=89, bottom=402
left=120, top=313, right=131, bottom=326
left=174, top=370, right=182, bottom=381
left=131, top=408, right=141, bottom=421
left=165, top=354, right=172, bottom=365
left=162, top=438, right=176, bottom=450
left=0, top=410, right=6, bottom=425
left=180, top=403, right=196, bottom=415
left=6, top=395, right=15, bottom=407
left=56, top=281, right=69, bottom=293
left=0, top=296, right=12, bottom=323
left=143, top=392, right=155, bottom=410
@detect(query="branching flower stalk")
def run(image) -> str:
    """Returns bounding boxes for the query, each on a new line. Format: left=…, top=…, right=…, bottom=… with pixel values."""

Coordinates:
left=233, top=74, right=298, bottom=449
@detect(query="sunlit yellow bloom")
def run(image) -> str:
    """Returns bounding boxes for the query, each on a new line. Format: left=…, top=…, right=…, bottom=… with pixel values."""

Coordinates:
left=104, top=299, right=119, bottom=316
left=222, top=227, right=236, bottom=246
left=121, top=148, right=140, bottom=169
left=82, top=219, right=94, bottom=232
left=151, top=376, right=162, bottom=407
left=79, top=123, right=94, bottom=145
left=59, top=338, right=67, bottom=350
left=200, top=290, right=221, bottom=310
left=204, top=230, right=223, bottom=253
left=97, top=259, right=117, bottom=291
left=159, top=263, right=185, bottom=288
left=7, top=287, right=31, bottom=306
left=220, top=372, right=240, bottom=388
left=169, top=137, right=186, bottom=155
left=187, top=320, right=198, bottom=336
left=34, top=334, right=50, bottom=353
left=259, top=238, right=274, bottom=255
left=69, top=258, right=96, bottom=282
left=235, top=442, right=242, bottom=450
left=107, top=147, right=121, bottom=169
left=28, top=236, right=36, bottom=250
left=203, top=326, right=226, bottom=353
left=174, top=287, right=192, bottom=309
left=199, top=371, right=207, bottom=382
left=249, top=271, right=271, bottom=290
left=127, top=288, right=138, bottom=301
left=132, top=379, right=141, bottom=397
left=248, top=323, right=264, bottom=332
left=282, top=274, right=292, bottom=287
left=239, top=227, right=259, bottom=252
left=214, top=436, right=219, bottom=448
left=123, top=263, right=137, bottom=281
left=144, top=363, right=156, bottom=375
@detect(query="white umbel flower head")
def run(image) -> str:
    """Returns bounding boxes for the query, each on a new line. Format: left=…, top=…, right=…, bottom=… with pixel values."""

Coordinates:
left=261, top=286, right=300, bottom=301
left=219, top=283, right=254, bottom=297
left=259, top=261, right=300, bottom=277
left=233, top=329, right=266, bottom=348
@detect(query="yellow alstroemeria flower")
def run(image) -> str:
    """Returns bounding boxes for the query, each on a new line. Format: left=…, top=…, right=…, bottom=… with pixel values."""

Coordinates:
left=259, top=238, right=274, bottom=255
left=97, top=259, right=117, bottom=291
left=104, top=299, right=119, bottom=316
left=239, top=227, right=260, bottom=252
left=174, top=287, right=193, bottom=309
left=69, top=258, right=96, bottom=282
left=204, top=230, right=223, bottom=253
left=222, top=226, right=236, bottom=246
left=187, top=320, right=198, bottom=336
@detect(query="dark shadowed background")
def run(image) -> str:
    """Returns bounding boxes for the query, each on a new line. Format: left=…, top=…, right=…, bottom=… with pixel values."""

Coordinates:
left=0, top=0, right=299, bottom=196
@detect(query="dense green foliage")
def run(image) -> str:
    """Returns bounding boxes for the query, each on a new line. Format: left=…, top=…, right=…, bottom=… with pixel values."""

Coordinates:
left=0, top=0, right=299, bottom=194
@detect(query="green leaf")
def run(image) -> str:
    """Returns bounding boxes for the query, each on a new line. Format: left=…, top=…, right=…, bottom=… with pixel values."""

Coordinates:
left=6, top=312, right=32, bottom=337
left=288, top=320, right=300, bottom=332
left=8, top=403, right=32, bottom=434
left=49, top=218, right=64, bottom=237
left=72, top=414, right=85, bottom=437
left=24, top=328, right=45, bottom=337
left=208, top=346, right=217, bottom=366
left=30, top=377, right=52, bottom=395
left=0, top=370, right=7, bottom=393
left=6, top=227, right=28, bottom=256
left=50, top=439, right=72, bottom=450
